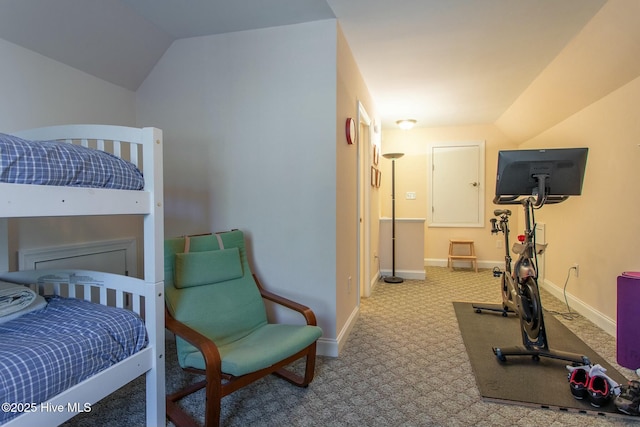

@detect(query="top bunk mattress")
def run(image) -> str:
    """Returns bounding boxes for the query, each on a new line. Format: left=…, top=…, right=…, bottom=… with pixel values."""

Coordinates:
left=0, top=133, right=144, bottom=190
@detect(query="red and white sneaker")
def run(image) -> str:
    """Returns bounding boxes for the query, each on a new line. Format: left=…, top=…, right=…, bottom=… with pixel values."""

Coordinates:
left=567, top=363, right=620, bottom=407
left=568, top=367, right=589, bottom=399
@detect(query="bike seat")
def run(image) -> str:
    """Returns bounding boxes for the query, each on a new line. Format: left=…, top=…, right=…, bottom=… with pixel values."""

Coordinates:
left=493, top=209, right=511, bottom=216
left=512, top=242, right=527, bottom=255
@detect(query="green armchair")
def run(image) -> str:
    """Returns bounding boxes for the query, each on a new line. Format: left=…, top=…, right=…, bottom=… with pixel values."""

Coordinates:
left=164, top=230, right=322, bottom=427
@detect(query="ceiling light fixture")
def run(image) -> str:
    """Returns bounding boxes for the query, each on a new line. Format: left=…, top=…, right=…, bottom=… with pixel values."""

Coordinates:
left=396, top=119, right=416, bottom=130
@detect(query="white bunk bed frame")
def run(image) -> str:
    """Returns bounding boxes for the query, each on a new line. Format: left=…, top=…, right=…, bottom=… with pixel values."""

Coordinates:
left=0, top=125, right=165, bottom=426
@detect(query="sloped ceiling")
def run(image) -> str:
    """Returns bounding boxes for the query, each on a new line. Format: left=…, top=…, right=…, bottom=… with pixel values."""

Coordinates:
left=0, top=0, right=611, bottom=131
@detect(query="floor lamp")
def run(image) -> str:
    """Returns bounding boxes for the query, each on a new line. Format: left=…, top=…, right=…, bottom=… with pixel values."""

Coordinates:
left=383, top=152, right=404, bottom=283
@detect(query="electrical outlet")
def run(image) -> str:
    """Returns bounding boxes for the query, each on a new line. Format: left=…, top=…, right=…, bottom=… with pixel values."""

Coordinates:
left=496, top=239, right=503, bottom=249
left=573, top=263, right=579, bottom=277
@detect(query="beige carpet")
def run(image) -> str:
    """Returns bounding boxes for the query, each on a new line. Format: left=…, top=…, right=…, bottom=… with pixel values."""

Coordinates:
left=64, top=267, right=639, bottom=426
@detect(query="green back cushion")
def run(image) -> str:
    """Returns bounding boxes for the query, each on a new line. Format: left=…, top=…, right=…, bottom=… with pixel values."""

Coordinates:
left=164, top=230, right=268, bottom=366
left=174, top=248, right=243, bottom=288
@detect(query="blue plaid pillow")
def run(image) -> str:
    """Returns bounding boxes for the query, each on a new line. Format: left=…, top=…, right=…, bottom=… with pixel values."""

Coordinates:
left=0, top=133, right=144, bottom=190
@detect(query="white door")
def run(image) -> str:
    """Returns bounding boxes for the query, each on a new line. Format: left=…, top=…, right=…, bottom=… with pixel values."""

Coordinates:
left=357, top=102, right=372, bottom=298
left=359, top=121, right=367, bottom=297
left=428, top=142, right=484, bottom=227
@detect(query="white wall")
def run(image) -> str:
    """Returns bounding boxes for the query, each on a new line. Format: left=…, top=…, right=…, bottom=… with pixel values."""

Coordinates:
left=136, top=20, right=339, bottom=347
left=0, top=39, right=136, bottom=132
left=0, top=38, right=142, bottom=274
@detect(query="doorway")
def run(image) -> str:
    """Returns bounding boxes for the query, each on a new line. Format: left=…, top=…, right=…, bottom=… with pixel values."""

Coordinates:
left=357, top=101, right=372, bottom=299
left=427, top=141, right=485, bottom=227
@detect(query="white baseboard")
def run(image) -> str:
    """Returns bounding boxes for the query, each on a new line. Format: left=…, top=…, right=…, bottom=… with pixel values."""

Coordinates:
left=347, top=261, right=616, bottom=359
left=425, top=258, right=447, bottom=267
left=316, top=338, right=338, bottom=357
left=540, top=278, right=616, bottom=337
left=425, top=258, right=503, bottom=270
left=369, top=271, right=380, bottom=295
left=426, top=258, right=616, bottom=337
left=317, top=304, right=360, bottom=357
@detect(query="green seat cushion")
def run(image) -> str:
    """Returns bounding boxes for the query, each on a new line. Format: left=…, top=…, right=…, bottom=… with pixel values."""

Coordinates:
left=181, top=323, right=323, bottom=376
left=174, top=247, right=243, bottom=288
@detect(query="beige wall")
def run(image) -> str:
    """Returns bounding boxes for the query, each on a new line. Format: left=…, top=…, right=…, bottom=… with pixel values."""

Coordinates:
left=496, top=0, right=640, bottom=143
left=379, top=124, right=516, bottom=266
left=499, top=0, right=640, bottom=332
left=336, top=23, right=378, bottom=344
left=519, top=74, right=640, bottom=328
left=377, top=0, right=640, bottom=334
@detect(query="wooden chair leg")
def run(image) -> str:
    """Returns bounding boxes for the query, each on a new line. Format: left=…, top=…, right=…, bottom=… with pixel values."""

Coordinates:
left=166, top=399, right=200, bottom=427
left=274, top=345, right=317, bottom=387
left=204, top=381, right=221, bottom=427
left=166, top=375, right=223, bottom=427
left=203, top=366, right=223, bottom=427
left=302, top=344, right=317, bottom=385
left=166, top=380, right=207, bottom=427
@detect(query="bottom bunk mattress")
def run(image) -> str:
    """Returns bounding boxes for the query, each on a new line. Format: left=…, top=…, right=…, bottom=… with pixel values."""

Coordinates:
left=0, top=295, right=148, bottom=423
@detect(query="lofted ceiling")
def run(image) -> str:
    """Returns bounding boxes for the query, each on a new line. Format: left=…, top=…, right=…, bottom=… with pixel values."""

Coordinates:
left=0, top=0, right=607, bottom=129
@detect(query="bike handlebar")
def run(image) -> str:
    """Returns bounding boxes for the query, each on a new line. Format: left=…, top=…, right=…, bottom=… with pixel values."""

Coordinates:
left=493, top=194, right=570, bottom=205
left=494, top=173, right=572, bottom=207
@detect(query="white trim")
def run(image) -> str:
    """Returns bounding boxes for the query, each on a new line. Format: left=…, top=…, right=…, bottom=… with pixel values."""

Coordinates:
left=357, top=100, right=373, bottom=299
left=368, top=270, right=380, bottom=297
left=422, top=258, right=617, bottom=337
left=425, top=258, right=503, bottom=270
left=541, top=278, right=616, bottom=337
left=315, top=338, right=337, bottom=358
left=317, top=305, right=360, bottom=357
left=19, top=238, right=137, bottom=278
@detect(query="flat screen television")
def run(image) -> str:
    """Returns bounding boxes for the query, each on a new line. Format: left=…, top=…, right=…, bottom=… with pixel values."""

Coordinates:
left=495, top=148, right=588, bottom=205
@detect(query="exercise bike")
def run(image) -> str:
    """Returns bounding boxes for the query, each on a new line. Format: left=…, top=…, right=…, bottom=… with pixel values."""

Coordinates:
left=473, top=168, right=590, bottom=366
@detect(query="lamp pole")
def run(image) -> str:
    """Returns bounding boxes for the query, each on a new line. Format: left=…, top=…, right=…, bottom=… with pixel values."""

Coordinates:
left=383, top=152, right=404, bottom=283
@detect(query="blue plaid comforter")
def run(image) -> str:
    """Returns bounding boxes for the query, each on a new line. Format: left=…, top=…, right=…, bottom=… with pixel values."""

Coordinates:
left=0, top=133, right=144, bottom=190
left=0, top=296, right=148, bottom=423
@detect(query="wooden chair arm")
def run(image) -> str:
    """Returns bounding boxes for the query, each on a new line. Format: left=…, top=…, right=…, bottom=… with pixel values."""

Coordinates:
left=253, top=274, right=318, bottom=327
left=165, top=305, right=222, bottom=368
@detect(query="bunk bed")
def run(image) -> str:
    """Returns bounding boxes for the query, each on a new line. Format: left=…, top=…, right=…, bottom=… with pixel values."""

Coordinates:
left=0, top=125, right=165, bottom=426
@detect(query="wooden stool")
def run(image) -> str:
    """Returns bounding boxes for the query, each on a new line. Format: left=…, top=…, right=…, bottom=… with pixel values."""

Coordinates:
left=448, top=239, right=478, bottom=272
